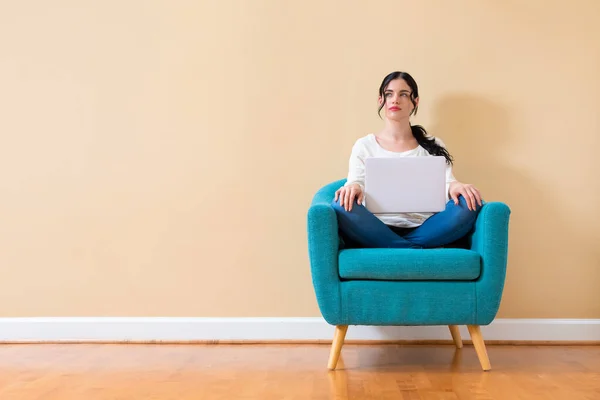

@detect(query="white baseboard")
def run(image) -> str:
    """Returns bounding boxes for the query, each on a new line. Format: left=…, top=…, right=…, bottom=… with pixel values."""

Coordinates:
left=0, top=318, right=598, bottom=343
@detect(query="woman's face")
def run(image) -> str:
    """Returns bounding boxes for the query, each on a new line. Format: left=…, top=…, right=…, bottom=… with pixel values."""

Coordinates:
left=378, top=78, right=418, bottom=121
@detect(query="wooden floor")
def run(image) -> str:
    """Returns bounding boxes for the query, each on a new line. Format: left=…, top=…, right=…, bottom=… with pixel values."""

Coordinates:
left=0, top=344, right=598, bottom=399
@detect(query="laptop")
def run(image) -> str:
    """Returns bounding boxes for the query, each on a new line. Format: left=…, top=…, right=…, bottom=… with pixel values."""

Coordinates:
left=364, top=156, right=447, bottom=213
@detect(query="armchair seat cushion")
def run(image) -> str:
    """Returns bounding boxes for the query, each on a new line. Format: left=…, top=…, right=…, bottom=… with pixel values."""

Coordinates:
left=338, top=248, right=481, bottom=281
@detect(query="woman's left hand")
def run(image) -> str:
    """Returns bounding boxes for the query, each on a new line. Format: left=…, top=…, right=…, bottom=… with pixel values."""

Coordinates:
left=449, top=181, right=483, bottom=211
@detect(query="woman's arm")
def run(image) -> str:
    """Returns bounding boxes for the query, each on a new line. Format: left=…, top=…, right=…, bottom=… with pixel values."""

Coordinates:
left=445, top=162, right=458, bottom=201
left=435, top=138, right=483, bottom=210
left=434, top=137, right=458, bottom=200
left=345, top=141, right=366, bottom=191
left=333, top=140, right=366, bottom=211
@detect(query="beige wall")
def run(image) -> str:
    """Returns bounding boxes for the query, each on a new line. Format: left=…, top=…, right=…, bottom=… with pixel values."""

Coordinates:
left=0, top=1, right=598, bottom=318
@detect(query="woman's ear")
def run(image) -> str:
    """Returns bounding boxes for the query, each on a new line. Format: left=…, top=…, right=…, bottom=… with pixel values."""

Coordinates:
left=411, top=96, right=420, bottom=115
left=378, top=96, right=383, bottom=106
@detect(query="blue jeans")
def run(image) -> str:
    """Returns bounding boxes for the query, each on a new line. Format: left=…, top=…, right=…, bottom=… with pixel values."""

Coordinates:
left=331, top=195, right=481, bottom=249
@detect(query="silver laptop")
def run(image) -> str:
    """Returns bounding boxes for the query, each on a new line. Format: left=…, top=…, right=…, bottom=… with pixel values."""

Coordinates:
left=364, top=156, right=447, bottom=213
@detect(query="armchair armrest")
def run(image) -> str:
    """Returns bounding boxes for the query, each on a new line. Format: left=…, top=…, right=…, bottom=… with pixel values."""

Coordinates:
left=470, top=201, right=512, bottom=325
left=307, top=179, right=345, bottom=324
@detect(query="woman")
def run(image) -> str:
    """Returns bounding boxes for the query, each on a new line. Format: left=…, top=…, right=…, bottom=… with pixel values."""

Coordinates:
left=332, top=71, right=483, bottom=249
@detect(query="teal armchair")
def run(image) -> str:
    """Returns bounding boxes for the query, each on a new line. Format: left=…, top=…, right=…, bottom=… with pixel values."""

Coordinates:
left=307, top=179, right=511, bottom=371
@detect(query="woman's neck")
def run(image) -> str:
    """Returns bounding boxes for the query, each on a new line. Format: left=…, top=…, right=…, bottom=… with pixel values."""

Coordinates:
left=378, top=118, right=414, bottom=142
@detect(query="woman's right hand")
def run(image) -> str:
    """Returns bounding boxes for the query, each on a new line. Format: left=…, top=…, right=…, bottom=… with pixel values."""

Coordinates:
left=334, top=183, right=364, bottom=212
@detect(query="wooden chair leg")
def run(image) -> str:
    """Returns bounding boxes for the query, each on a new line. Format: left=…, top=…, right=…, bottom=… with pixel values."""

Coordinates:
left=328, top=325, right=348, bottom=370
left=448, top=325, right=463, bottom=348
left=467, top=325, right=491, bottom=371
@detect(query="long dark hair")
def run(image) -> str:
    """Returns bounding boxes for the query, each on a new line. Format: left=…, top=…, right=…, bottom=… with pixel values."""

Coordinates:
left=377, top=71, right=453, bottom=165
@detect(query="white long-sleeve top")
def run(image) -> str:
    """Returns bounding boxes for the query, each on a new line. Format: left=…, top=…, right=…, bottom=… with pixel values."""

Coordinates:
left=344, top=133, right=457, bottom=228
